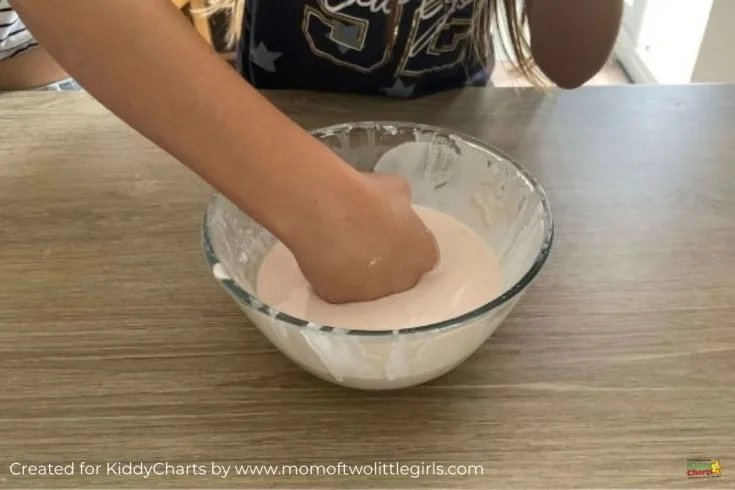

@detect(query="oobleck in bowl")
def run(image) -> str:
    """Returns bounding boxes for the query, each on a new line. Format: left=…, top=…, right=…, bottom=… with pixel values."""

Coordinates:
left=202, top=121, right=553, bottom=390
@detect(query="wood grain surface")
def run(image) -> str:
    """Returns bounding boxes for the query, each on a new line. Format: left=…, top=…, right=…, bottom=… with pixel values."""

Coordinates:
left=1, top=86, right=734, bottom=489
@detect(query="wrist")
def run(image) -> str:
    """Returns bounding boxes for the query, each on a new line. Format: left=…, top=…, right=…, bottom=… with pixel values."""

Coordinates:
left=227, top=129, right=370, bottom=248
left=274, top=160, right=373, bottom=251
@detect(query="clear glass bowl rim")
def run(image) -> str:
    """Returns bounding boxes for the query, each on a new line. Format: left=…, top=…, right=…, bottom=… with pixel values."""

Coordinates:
left=201, top=121, right=554, bottom=338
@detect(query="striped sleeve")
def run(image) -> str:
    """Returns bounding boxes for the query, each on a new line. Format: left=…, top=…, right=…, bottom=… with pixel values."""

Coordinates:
left=0, top=0, right=38, bottom=61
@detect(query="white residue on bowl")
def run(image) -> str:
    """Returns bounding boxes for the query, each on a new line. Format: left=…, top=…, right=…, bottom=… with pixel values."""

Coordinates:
left=212, top=263, right=231, bottom=281
left=384, top=331, right=410, bottom=381
left=384, top=124, right=398, bottom=135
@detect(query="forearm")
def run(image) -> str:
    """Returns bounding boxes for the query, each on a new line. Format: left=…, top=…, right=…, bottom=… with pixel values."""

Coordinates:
left=527, top=0, right=623, bottom=88
left=11, top=0, right=361, bottom=241
left=0, top=45, right=69, bottom=90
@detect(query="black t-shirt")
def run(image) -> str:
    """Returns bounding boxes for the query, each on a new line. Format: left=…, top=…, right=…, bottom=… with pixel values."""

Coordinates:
left=237, top=0, right=493, bottom=97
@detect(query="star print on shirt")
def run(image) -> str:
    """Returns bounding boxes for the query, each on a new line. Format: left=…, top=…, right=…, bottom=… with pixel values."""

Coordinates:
left=331, top=21, right=361, bottom=54
left=380, top=78, right=416, bottom=98
left=250, top=42, right=282, bottom=73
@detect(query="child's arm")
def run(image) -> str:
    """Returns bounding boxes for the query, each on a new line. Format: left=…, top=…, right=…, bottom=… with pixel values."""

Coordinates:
left=11, top=0, right=438, bottom=303
left=527, top=0, right=624, bottom=88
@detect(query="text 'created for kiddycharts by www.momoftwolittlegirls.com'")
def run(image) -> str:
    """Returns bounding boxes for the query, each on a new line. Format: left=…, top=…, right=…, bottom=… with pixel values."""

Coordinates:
left=4, top=460, right=485, bottom=481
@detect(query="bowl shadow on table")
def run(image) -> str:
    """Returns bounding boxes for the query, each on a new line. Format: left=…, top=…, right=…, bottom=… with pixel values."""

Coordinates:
left=201, top=298, right=527, bottom=458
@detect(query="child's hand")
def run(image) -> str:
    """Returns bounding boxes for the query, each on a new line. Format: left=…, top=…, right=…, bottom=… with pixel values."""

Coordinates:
left=287, top=172, right=439, bottom=304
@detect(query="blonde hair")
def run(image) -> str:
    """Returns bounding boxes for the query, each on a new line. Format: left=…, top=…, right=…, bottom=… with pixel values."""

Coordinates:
left=194, top=0, right=245, bottom=47
left=196, top=0, right=542, bottom=83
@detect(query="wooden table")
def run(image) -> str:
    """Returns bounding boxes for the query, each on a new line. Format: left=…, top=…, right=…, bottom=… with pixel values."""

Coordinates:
left=1, top=86, right=734, bottom=489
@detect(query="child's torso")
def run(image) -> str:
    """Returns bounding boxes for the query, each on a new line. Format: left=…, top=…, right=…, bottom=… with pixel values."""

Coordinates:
left=237, top=0, right=492, bottom=97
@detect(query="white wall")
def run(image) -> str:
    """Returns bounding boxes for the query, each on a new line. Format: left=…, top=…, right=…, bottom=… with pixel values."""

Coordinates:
left=616, top=0, right=735, bottom=84
left=636, top=0, right=713, bottom=83
left=691, top=0, right=735, bottom=82
left=615, top=0, right=713, bottom=83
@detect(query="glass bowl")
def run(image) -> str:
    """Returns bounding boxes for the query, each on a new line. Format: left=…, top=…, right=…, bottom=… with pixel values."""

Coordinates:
left=202, top=121, right=553, bottom=390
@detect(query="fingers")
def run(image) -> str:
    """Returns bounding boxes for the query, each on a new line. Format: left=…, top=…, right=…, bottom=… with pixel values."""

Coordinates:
left=425, top=226, right=440, bottom=271
left=314, top=275, right=411, bottom=304
left=410, top=224, right=439, bottom=277
left=369, top=171, right=440, bottom=274
left=305, top=171, right=438, bottom=305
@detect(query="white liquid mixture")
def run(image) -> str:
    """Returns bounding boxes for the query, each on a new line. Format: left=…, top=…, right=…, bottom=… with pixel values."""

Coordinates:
left=256, top=205, right=502, bottom=331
